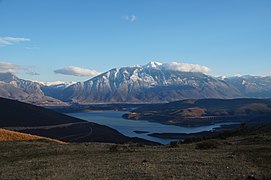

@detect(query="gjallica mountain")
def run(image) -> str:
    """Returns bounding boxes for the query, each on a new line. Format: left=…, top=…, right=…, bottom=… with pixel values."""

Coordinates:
left=57, top=62, right=239, bottom=103
left=1, top=62, right=271, bottom=104
left=58, top=62, right=271, bottom=103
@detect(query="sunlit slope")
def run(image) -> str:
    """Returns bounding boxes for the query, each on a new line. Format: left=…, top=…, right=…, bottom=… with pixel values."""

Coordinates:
left=0, top=128, right=65, bottom=144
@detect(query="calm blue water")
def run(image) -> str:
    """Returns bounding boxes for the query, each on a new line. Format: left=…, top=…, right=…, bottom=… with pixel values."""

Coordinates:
left=67, top=111, right=238, bottom=144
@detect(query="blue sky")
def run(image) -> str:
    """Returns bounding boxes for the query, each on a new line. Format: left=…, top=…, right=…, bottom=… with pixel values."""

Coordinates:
left=0, top=0, right=270, bottom=82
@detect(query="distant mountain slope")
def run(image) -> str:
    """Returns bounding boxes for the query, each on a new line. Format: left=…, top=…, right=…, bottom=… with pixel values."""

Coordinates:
left=0, top=97, right=157, bottom=145
left=0, top=72, right=67, bottom=106
left=223, top=75, right=271, bottom=98
left=61, top=62, right=241, bottom=103
left=124, top=98, right=271, bottom=126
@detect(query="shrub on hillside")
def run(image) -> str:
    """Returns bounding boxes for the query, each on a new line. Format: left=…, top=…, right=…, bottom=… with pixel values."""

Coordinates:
left=195, top=139, right=220, bottom=150
left=109, top=145, right=119, bottom=152
left=182, top=137, right=206, bottom=144
left=169, top=141, right=179, bottom=148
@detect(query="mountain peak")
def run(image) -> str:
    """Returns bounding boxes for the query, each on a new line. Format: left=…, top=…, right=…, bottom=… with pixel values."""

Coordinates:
left=144, top=61, right=162, bottom=69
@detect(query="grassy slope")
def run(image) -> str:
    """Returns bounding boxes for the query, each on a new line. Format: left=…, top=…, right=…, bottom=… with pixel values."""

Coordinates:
left=0, top=128, right=65, bottom=144
left=0, top=126, right=270, bottom=179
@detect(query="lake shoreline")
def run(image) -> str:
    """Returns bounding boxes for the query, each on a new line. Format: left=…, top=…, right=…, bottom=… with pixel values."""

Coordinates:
left=148, top=124, right=241, bottom=139
left=67, top=111, right=245, bottom=144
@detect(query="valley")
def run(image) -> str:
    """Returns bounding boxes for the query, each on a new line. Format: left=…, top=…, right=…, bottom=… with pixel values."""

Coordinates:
left=1, top=51, right=270, bottom=180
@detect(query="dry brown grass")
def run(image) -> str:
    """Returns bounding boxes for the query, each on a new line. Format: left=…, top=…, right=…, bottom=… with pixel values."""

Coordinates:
left=0, top=136, right=270, bottom=179
left=0, top=128, right=66, bottom=144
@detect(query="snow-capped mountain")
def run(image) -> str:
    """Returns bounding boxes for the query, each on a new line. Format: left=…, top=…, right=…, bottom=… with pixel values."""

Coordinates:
left=0, top=72, right=67, bottom=106
left=61, top=62, right=241, bottom=103
left=223, top=75, right=271, bottom=98
left=40, top=81, right=76, bottom=100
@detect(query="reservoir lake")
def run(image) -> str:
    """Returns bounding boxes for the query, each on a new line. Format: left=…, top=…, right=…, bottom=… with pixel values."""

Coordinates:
left=68, top=111, right=237, bottom=144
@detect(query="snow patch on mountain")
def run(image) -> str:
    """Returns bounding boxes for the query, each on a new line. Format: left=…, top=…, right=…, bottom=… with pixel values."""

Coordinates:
left=36, top=81, right=76, bottom=87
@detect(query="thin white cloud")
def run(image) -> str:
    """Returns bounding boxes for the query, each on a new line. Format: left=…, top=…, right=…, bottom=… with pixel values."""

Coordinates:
left=26, top=71, right=40, bottom=76
left=0, top=36, right=30, bottom=46
left=0, top=61, right=39, bottom=76
left=161, top=62, right=211, bottom=73
left=124, top=15, right=136, bottom=22
left=54, top=66, right=99, bottom=77
left=0, top=61, right=20, bottom=73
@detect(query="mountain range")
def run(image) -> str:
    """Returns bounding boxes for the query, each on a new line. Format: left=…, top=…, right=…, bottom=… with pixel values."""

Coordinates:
left=223, top=75, right=271, bottom=98
left=1, top=62, right=271, bottom=104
